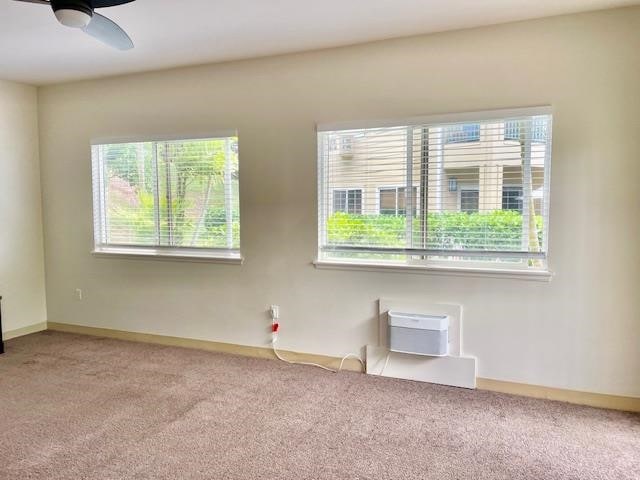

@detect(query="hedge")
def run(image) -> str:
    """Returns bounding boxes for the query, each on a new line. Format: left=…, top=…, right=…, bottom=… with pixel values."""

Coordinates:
left=327, top=210, right=542, bottom=251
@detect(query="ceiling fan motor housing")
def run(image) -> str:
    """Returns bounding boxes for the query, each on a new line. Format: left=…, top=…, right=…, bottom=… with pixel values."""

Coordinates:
left=14, top=0, right=135, bottom=50
left=51, top=0, right=94, bottom=28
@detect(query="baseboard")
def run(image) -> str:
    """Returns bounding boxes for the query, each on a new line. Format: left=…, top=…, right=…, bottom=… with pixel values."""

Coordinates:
left=3, top=322, right=48, bottom=340
left=476, top=378, right=640, bottom=413
left=46, top=322, right=364, bottom=372
left=45, top=322, right=640, bottom=412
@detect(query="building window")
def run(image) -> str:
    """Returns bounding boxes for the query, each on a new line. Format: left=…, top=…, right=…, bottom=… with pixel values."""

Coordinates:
left=329, top=135, right=354, bottom=154
left=91, top=136, right=240, bottom=260
left=340, top=135, right=354, bottom=153
left=444, top=123, right=480, bottom=143
left=460, top=189, right=479, bottom=213
left=380, top=187, right=418, bottom=215
left=317, top=108, right=552, bottom=271
left=333, top=189, right=362, bottom=214
left=502, top=187, right=523, bottom=212
left=505, top=116, right=548, bottom=142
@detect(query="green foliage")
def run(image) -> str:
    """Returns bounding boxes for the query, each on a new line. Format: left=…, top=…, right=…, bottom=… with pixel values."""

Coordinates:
left=327, top=210, right=543, bottom=250
left=160, top=139, right=232, bottom=245
left=106, top=138, right=240, bottom=246
left=427, top=210, right=528, bottom=250
left=328, top=212, right=405, bottom=246
left=203, top=206, right=240, bottom=248
left=161, top=140, right=229, bottom=187
left=104, top=143, right=152, bottom=190
left=204, top=207, right=239, bottom=228
left=108, top=191, right=157, bottom=244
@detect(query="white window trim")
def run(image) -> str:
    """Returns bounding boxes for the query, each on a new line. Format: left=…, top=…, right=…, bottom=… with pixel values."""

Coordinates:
left=313, top=259, right=553, bottom=281
left=91, top=133, right=242, bottom=263
left=90, top=131, right=238, bottom=146
left=317, top=106, right=552, bottom=132
left=92, top=246, right=243, bottom=264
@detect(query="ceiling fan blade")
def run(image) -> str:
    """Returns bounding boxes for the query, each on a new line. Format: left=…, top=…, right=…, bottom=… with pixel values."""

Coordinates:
left=82, top=12, right=133, bottom=50
left=91, top=0, right=135, bottom=8
left=12, top=0, right=50, bottom=4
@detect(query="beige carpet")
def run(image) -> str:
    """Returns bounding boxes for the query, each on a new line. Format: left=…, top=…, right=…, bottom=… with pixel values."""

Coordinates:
left=0, top=331, right=638, bottom=480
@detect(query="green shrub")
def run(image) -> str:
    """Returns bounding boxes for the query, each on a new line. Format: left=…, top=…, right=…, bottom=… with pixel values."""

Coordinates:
left=108, top=191, right=156, bottom=244
left=327, top=210, right=542, bottom=251
left=203, top=206, right=240, bottom=248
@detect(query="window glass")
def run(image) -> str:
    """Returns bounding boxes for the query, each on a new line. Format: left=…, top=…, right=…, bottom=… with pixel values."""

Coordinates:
left=92, top=136, right=240, bottom=258
left=460, top=190, right=479, bottom=213
left=318, top=111, right=552, bottom=270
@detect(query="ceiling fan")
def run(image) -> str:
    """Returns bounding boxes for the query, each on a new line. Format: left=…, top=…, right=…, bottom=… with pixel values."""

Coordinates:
left=13, top=0, right=135, bottom=50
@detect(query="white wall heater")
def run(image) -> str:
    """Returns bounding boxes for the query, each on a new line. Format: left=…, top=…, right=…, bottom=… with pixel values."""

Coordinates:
left=388, top=311, right=449, bottom=356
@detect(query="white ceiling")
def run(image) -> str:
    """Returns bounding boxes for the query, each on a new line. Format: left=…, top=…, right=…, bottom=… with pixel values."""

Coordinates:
left=1, top=0, right=638, bottom=85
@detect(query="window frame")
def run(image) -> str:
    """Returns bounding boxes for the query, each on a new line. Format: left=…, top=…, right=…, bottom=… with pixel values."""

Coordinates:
left=457, top=186, right=480, bottom=213
left=504, top=117, right=548, bottom=143
left=331, top=187, right=363, bottom=214
left=377, top=185, right=419, bottom=216
left=316, top=106, right=553, bottom=279
left=91, top=133, right=242, bottom=263
left=502, top=185, right=524, bottom=213
left=443, top=123, right=481, bottom=144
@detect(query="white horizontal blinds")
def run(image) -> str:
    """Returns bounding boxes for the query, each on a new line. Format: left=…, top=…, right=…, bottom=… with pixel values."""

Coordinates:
left=93, top=137, right=240, bottom=251
left=318, top=113, right=551, bottom=265
left=320, top=127, right=410, bottom=254
left=95, top=142, right=157, bottom=246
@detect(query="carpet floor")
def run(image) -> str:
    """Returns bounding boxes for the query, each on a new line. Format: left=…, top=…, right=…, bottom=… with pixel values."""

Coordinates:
left=0, top=331, right=638, bottom=480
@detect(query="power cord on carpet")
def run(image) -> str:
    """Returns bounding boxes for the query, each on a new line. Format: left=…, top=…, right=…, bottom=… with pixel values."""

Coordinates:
left=271, top=336, right=365, bottom=373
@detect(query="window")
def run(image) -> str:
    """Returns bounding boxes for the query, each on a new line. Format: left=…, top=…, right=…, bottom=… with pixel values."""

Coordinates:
left=317, top=108, right=552, bottom=272
left=333, top=189, right=362, bottom=214
left=505, top=116, right=548, bottom=142
left=329, top=136, right=354, bottom=155
left=460, top=189, right=479, bottom=213
left=379, top=187, right=418, bottom=215
left=444, top=123, right=480, bottom=143
left=92, top=136, right=241, bottom=260
left=340, top=136, right=354, bottom=153
left=502, top=187, right=523, bottom=212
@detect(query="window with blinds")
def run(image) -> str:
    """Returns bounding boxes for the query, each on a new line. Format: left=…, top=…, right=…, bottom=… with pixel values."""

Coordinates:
left=91, top=135, right=240, bottom=259
left=317, top=108, right=552, bottom=270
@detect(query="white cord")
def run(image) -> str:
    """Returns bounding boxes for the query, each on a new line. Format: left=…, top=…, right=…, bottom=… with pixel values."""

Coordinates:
left=338, top=353, right=365, bottom=372
left=272, top=340, right=336, bottom=372
left=272, top=339, right=365, bottom=373
left=378, top=352, right=391, bottom=376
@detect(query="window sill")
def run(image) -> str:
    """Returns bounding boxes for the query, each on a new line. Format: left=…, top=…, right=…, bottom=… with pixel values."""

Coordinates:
left=313, top=259, right=553, bottom=282
left=92, top=247, right=243, bottom=264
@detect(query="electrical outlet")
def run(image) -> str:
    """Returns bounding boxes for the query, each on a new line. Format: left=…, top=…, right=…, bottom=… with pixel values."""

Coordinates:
left=269, top=304, right=279, bottom=321
left=75, top=288, right=83, bottom=300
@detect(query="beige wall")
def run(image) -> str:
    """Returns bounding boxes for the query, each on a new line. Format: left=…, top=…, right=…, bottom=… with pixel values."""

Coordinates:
left=0, top=80, right=47, bottom=335
left=37, top=7, right=640, bottom=397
